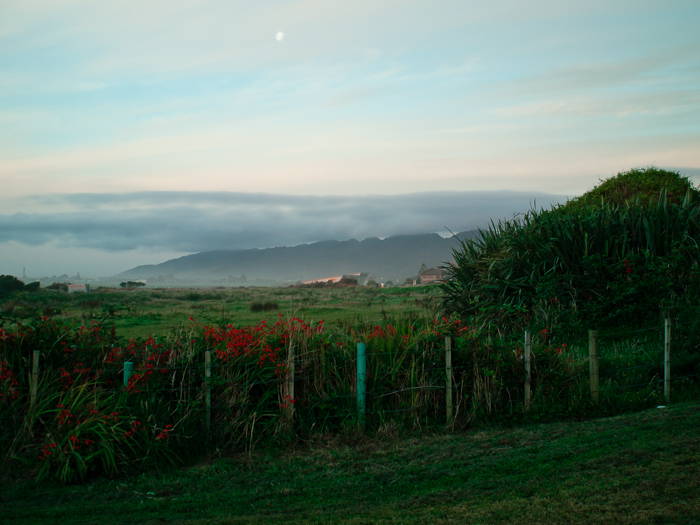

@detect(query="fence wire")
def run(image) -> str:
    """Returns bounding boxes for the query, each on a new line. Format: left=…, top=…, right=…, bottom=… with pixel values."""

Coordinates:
left=3, top=319, right=700, bottom=457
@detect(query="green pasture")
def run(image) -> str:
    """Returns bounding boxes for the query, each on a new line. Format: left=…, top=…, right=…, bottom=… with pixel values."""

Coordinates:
left=4, top=285, right=439, bottom=339
left=4, top=401, right=699, bottom=524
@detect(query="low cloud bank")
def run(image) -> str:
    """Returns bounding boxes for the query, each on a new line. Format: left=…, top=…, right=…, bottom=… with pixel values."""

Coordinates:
left=0, top=190, right=567, bottom=253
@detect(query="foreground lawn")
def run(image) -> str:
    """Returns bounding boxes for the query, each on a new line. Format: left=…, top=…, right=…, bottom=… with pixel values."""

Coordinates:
left=3, top=401, right=700, bottom=524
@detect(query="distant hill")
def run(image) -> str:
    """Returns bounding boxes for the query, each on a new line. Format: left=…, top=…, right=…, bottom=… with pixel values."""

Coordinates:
left=116, top=231, right=478, bottom=284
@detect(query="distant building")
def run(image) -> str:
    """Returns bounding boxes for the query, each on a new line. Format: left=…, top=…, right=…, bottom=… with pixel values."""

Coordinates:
left=302, top=272, right=370, bottom=286
left=419, top=268, right=444, bottom=285
left=67, top=284, right=90, bottom=293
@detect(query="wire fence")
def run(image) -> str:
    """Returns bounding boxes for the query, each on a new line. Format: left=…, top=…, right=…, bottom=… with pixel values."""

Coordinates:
left=2, top=318, right=700, bottom=453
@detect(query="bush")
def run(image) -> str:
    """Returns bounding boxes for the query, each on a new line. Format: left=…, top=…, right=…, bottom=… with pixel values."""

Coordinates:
left=440, top=168, right=700, bottom=333
left=24, top=282, right=40, bottom=292
left=0, top=275, right=27, bottom=299
left=249, top=300, right=279, bottom=312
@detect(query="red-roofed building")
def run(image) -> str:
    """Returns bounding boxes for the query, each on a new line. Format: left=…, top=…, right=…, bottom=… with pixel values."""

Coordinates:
left=419, top=268, right=444, bottom=285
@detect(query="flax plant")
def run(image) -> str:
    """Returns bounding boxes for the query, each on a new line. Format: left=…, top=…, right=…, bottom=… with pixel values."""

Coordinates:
left=441, top=169, right=700, bottom=333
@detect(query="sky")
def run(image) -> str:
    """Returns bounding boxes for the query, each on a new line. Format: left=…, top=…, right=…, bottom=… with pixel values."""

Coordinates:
left=1, top=0, right=699, bottom=277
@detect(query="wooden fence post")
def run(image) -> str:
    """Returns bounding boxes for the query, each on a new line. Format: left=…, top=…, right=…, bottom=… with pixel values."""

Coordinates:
left=445, top=336, right=453, bottom=424
left=30, top=350, right=40, bottom=412
left=664, top=318, right=671, bottom=404
left=524, top=330, right=532, bottom=410
left=285, top=343, right=295, bottom=423
left=205, top=351, right=212, bottom=436
left=123, top=361, right=134, bottom=389
left=357, top=342, right=366, bottom=428
left=589, top=330, right=599, bottom=403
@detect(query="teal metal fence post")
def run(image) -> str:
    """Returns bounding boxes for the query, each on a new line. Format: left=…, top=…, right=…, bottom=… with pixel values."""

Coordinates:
left=357, top=342, right=366, bottom=428
left=664, top=318, right=671, bottom=404
left=123, top=361, right=134, bottom=389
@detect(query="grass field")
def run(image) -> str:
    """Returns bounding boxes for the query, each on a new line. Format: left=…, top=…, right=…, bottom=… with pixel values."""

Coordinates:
left=3, top=401, right=699, bottom=524
left=3, top=284, right=700, bottom=523
left=5, top=284, right=439, bottom=339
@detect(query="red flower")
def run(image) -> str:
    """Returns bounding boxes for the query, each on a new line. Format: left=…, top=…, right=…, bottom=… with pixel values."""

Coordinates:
left=38, top=443, right=58, bottom=460
left=155, top=424, right=173, bottom=441
left=124, top=420, right=143, bottom=439
left=623, top=259, right=633, bottom=274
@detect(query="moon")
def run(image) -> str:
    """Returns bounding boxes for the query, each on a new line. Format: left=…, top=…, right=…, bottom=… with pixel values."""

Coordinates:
left=276, top=32, right=284, bottom=42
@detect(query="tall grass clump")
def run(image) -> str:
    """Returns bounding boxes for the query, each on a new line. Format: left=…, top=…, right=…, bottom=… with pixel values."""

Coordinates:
left=248, top=300, right=279, bottom=312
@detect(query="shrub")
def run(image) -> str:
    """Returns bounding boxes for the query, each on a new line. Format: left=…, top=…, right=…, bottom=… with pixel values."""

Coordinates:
left=440, top=168, right=700, bottom=333
left=249, top=301, right=279, bottom=312
left=0, top=275, right=29, bottom=300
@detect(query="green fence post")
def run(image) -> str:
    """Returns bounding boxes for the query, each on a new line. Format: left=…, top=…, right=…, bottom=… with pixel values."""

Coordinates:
left=664, top=318, right=671, bottom=404
left=124, top=361, right=134, bottom=389
left=357, top=342, right=366, bottom=428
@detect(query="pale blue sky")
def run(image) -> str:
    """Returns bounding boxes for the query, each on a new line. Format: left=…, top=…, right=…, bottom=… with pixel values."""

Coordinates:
left=1, top=0, right=699, bottom=276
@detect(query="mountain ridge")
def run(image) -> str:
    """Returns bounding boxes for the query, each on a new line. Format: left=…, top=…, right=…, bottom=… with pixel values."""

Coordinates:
left=116, top=231, right=478, bottom=283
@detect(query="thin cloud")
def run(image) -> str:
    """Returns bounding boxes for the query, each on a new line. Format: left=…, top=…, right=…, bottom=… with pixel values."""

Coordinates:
left=491, top=44, right=700, bottom=100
